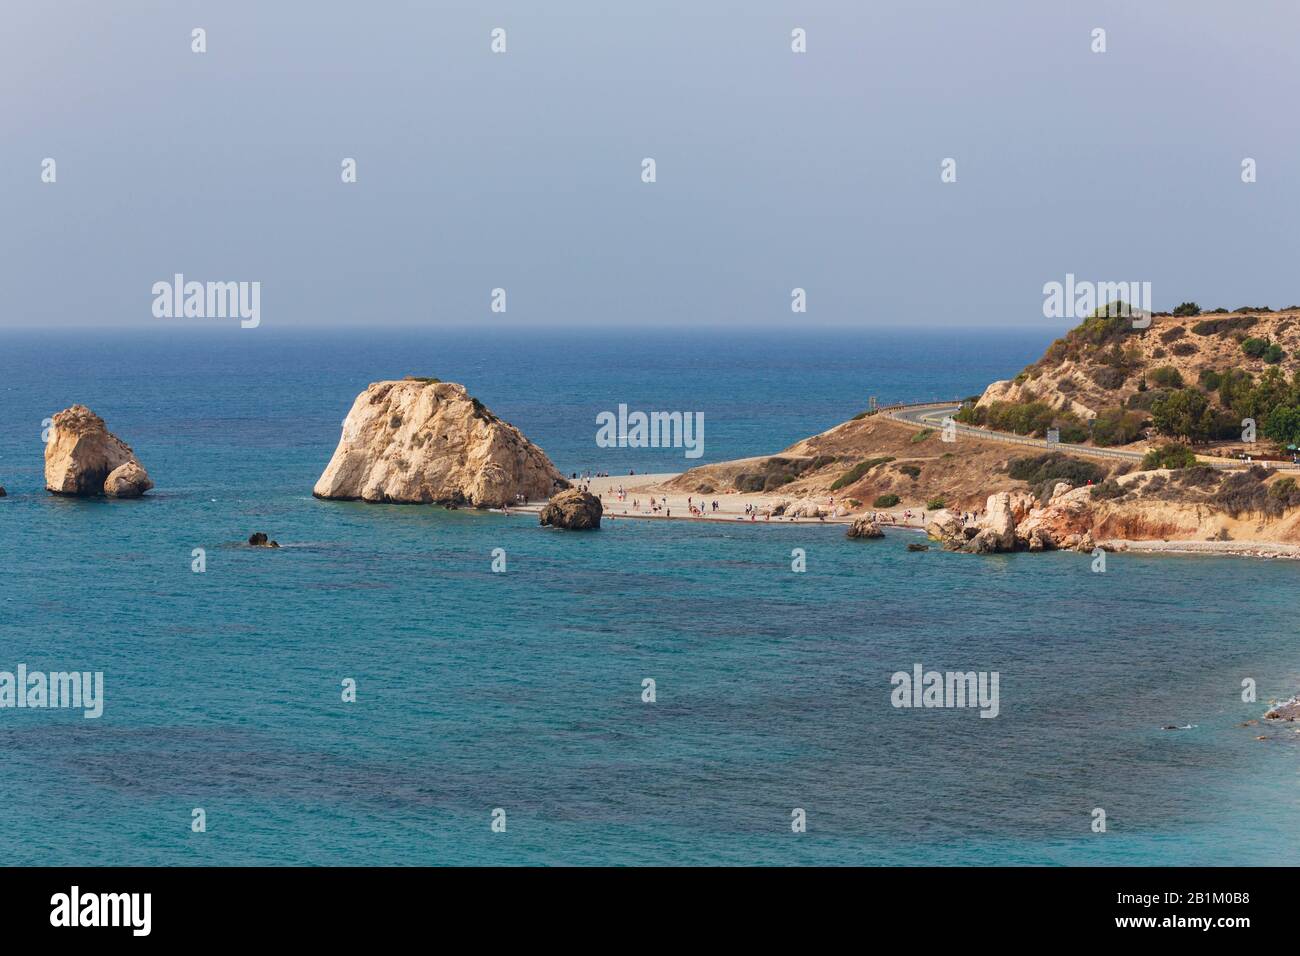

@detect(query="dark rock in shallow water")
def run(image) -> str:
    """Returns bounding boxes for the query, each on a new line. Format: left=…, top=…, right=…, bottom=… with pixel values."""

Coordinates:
left=906, top=542, right=929, bottom=552
left=248, top=532, right=280, bottom=548
left=0, top=486, right=6, bottom=497
left=539, top=489, right=602, bottom=530
left=845, top=517, right=884, bottom=539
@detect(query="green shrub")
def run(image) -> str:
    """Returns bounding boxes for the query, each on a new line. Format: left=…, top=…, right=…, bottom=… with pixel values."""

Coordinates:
left=873, top=494, right=901, bottom=508
left=1147, top=366, right=1184, bottom=388
left=1214, top=466, right=1276, bottom=517
left=910, top=429, right=934, bottom=444
left=983, top=400, right=1056, bottom=437
left=1242, top=337, right=1270, bottom=358
left=1198, top=369, right=1222, bottom=391
left=1089, top=366, right=1128, bottom=389
left=1264, top=343, right=1285, bottom=363
left=1090, top=408, right=1147, bottom=446
left=1177, top=465, right=1220, bottom=489
left=898, top=464, right=921, bottom=479
left=1172, top=302, right=1202, bottom=317
left=926, top=498, right=945, bottom=510
left=1159, top=325, right=1187, bottom=342
left=1141, top=443, right=1198, bottom=470
left=1008, top=453, right=1104, bottom=486
left=1262, top=405, right=1300, bottom=446
left=1090, top=479, right=1124, bottom=500
left=1269, top=476, right=1299, bottom=504
left=1192, top=316, right=1257, bottom=336
left=1150, top=389, right=1211, bottom=441
left=829, top=456, right=895, bottom=490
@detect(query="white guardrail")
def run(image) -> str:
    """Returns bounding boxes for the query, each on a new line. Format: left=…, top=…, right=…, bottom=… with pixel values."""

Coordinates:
left=873, top=401, right=1300, bottom=472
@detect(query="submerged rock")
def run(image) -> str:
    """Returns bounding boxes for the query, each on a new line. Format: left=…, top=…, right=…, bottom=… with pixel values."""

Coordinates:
left=539, top=489, right=602, bottom=530
left=313, top=379, right=567, bottom=508
left=906, top=542, right=929, bottom=552
left=44, top=405, right=153, bottom=498
left=846, top=517, right=884, bottom=539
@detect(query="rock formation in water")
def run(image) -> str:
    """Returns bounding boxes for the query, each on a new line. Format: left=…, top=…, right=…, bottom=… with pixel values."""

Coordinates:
left=44, top=405, right=154, bottom=498
left=845, top=516, right=884, bottom=539
left=1264, top=696, right=1299, bottom=721
left=248, top=532, right=280, bottom=548
left=313, top=378, right=568, bottom=508
left=539, top=489, right=602, bottom=530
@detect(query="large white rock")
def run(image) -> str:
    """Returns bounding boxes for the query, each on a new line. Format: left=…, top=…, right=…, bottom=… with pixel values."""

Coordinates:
left=44, top=405, right=153, bottom=497
left=313, top=379, right=567, bottom=508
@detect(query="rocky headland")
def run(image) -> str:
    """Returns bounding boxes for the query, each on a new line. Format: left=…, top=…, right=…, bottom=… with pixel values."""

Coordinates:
left=655, top=306, right=1300, bottom=556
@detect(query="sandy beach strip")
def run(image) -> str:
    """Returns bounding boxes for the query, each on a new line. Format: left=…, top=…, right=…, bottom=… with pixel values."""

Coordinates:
left=504, top=473, right=932, bottom=529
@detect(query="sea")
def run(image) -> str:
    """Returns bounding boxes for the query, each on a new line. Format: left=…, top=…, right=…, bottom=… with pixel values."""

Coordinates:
left=0, top=325, right=1295, bottom=865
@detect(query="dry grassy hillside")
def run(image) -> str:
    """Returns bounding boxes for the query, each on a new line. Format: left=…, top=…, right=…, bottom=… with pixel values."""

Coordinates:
left=665, top=413, right=1125, bottom=512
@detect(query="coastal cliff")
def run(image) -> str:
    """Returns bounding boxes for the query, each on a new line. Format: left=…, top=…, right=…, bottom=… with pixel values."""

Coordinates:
left=44, top=405, right=153, bottom=498
left=313, top=378, right=568, bottom=507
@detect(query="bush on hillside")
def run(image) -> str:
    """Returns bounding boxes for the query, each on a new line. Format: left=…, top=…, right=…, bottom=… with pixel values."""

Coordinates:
left=1141, top=443, right=1198, bottom=470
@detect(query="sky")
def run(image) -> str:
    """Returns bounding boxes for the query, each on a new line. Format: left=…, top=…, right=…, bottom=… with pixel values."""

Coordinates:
left=2, top=0, right=1299, bottom=329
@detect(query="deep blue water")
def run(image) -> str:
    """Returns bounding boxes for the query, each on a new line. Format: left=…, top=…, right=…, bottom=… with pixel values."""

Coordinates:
left=0, top=326, right=1296, bottom=865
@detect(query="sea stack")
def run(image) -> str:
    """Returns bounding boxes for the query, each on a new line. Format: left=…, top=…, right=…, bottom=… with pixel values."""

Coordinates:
left=44, top=405, right=154, bottom=498
left=313, top=378, right=568, bottom=508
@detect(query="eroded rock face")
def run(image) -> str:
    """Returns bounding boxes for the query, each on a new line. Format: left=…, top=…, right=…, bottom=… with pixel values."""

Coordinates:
left=1014, top=485, right=1095, bottom=551
left=965, top=492, right=1017, bottom=553
left=313, top=379, right=568, bottom=508
left=846, top=517, right=884, bottom=539
left=44, top=405, right=153, bottom=498
left=539, top=489, right=602, bottom=530
left=925, top=508, right=963, bottom=541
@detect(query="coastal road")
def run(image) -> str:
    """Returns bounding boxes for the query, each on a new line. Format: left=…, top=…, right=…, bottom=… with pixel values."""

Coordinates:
left=881, top=402, right=1290, bottom=471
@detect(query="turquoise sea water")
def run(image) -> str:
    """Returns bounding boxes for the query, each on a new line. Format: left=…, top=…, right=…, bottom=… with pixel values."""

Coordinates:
left=0, top=326, right=1296, bottom=865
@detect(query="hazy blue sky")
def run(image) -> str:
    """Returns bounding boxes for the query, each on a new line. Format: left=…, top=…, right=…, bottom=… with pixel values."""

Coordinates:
left=3, top=0, right=1299, bottom=328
